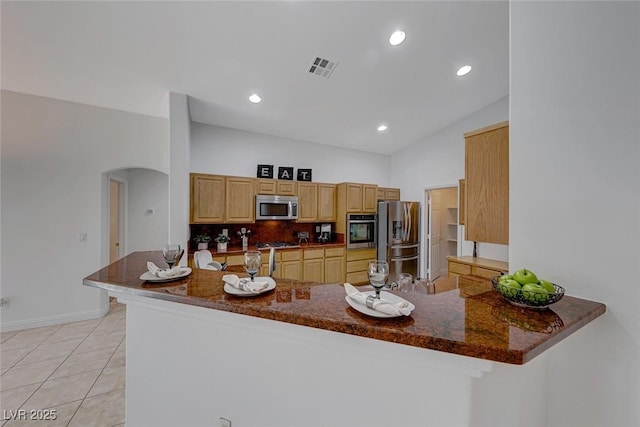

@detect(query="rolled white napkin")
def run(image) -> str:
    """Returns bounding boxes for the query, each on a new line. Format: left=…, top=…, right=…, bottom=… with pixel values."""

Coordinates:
left=222, top=274, right=269, bottom=293
left=344, top=283, right=412, bottom=316
left=147, top=262, right=186, bottom=278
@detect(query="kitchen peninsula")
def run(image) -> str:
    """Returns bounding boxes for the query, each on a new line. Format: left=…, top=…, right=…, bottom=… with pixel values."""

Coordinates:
left=84, top=251, right=605, bottom=427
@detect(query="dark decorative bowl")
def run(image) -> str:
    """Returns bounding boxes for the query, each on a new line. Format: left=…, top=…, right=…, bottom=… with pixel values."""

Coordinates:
left=491, top=276, right=565, bottom=309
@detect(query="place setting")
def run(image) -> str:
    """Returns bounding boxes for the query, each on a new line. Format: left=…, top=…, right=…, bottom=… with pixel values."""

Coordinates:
left=140, top=244, right=191, bottom=283
left=222, top=250, right=276, bottom=296
left=344, top=261, right=415, bottom=318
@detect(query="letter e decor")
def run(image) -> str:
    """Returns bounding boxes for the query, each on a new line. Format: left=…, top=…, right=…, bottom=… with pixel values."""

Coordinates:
left=257, top=164, right=274, bottom=179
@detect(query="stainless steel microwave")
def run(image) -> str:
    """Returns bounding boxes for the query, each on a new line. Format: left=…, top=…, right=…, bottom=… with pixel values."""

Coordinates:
left=256, top=195, right=299, bottom=220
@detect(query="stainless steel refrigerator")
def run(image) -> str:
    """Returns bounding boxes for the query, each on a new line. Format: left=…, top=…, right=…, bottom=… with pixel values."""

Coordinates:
left=377, top=201, right=421, bottom=284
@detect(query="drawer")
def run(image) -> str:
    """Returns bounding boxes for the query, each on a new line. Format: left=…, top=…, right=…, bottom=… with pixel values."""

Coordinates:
left=346, top=248, right=377, bottom=262
left=324, top=247, right=345, bottom=258
left=304, top=249, right=325, bottom=260
left=346, top=271, right=369, bottom=285
left=346, top=259, right=370, bottom=273
left=458, top=274, right=492, bottom=286
left=226, top=255, right=245, bottom=266
left=449, top=261, right=471, bottom=275
left=281, top=250, right=300, bottom=261
left=472, top=266, right=503, bottom=279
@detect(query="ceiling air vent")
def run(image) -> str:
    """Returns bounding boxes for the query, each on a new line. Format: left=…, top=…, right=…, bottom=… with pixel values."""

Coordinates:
left=308, top=56, right=338, bottom=79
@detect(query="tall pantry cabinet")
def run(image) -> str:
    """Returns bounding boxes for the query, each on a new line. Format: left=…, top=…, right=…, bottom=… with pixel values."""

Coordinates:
left=464, top=122, right=509, bottom=245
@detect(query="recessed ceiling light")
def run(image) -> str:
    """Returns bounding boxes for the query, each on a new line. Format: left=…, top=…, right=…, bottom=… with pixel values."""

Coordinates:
left=377, top=124, right=388, bottom=132
left=456, top=65, right=472, bottom=76
left=389, top=30, right=406, bottom=46
left=249, top=93, right=262, bottom=103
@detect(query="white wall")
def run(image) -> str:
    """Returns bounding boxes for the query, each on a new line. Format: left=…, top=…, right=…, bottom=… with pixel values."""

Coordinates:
left=391, top=96, right=509, bottom=262
left=0, top=90, right=169, bottom=331
left=127, top=168, right=169, bottom=253
left=190, top=123, right=391, bottom=185
left=510, top=2, right=639, bottom=427
left=169, top=93, right=190, bottom=257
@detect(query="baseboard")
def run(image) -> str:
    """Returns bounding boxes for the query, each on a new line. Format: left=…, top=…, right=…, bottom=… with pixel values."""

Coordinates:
left=0, top=303, right=110, bottom=333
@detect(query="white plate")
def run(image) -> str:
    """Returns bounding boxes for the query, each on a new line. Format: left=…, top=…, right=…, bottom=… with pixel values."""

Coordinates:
left=140, top=267, right=192, bottom=283
left=345, top=290, right=415, bottom=318
left=224, top=277, right=276, bottom=296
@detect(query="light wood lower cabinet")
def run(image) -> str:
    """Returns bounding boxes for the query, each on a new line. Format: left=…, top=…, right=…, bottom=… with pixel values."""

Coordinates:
left=447, top=256, right=508, bottom=279
left=346, top=247, right=377, bottom=285
left=276, top=250, right=302, bottom=280
left=303, top=248, right=325, bottom=282
left=198, top=247, right=344, bottom=283
left=324, top=247, right=345, bottom=284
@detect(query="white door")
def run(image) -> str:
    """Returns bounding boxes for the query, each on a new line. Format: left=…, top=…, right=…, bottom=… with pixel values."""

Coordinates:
left=429, top=191, right=442, bottom=281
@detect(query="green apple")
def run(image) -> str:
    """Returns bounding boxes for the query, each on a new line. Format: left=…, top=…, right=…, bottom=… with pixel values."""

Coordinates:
left=498, top=274, right=513, bottom=283
left=513, top=269, right=539, bottom=285
left=499, top=279, right=522, bottom=298
left=521, top=283, right=549, bottom=305
left=538, top=279, right=556, bottom=293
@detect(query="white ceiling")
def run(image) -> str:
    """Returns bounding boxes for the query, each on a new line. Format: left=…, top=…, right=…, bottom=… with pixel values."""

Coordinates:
left=1, top=1, right=509, bottom=155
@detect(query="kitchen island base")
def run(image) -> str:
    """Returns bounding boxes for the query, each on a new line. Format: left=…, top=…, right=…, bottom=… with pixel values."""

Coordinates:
left=121, top=294, right=549, bottom=427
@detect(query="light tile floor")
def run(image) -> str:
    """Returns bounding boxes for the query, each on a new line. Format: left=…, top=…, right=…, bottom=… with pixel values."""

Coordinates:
left=1, top=301, right=126, bottom=426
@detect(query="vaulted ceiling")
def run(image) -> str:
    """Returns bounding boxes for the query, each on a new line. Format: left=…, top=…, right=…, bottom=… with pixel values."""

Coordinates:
left=1, top=1, right=509, bottom=154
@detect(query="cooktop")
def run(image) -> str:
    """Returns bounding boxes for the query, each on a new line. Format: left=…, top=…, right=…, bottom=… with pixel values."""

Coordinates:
left=255, top=241, right=299, bottom=248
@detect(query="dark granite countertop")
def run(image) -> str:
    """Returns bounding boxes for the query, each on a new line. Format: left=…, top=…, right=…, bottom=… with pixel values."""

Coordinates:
left=84, top=251, right=606, bottom=365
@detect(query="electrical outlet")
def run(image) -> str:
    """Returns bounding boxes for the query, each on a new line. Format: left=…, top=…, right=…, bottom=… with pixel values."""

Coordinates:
left=219, top=417, right=232, bottom=427
left=0, top=298, right=9, bottom=308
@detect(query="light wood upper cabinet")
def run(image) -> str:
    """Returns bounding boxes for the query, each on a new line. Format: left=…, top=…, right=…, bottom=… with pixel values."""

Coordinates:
left=362, top=185, right=378, bottom=212
left=190, top=174, right=225, bottom=223
left=256, top=179, right=297, bottom=196
left=297, top=182, right=319, bottom=222
left=464, top=121, right=509, bottom=244
left=256, top=179, right=276, bottom=195
left=339, top=183, right=378, bottom=214
left=345, top=183, right=363, bottom=212
left=458, top=179, right=466, bottom=226
left=377, top=187, right=401, bottom=201
left=296, top=182, right=336, bottom=223
left=225, top=177, right=255, bottom=223
left=317, top=183, right=336, bottom=222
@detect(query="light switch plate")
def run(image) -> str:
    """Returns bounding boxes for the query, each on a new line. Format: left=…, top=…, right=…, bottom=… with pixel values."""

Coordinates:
left=219, top=417, right=232, bottom=427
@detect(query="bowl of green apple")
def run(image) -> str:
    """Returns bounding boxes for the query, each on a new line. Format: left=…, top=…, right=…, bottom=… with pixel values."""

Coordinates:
left=492, top=269, right=565, bottom=309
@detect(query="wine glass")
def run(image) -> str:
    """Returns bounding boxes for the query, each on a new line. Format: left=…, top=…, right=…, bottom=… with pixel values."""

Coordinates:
left=162, top=244, right=181, bottom=269
left=397, top=273, right=414, bottom=293
left=368, top=261, right=389, bottom=299
left=244, top=251, right=261, bottom=282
